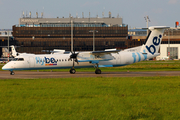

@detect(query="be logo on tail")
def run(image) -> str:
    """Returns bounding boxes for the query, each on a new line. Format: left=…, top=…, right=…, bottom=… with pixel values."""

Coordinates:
left=145, top=34, right=162, bottom=55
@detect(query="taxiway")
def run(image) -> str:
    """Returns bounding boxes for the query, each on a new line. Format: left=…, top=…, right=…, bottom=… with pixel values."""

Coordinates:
left=0, top=71, right=180, bottom=79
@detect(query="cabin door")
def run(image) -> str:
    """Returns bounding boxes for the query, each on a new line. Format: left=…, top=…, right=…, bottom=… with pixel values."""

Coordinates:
left=29, top=57, right=34, bottom=68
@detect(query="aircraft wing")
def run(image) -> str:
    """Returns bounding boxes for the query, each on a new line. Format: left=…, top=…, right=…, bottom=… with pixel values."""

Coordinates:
left=91, top=50, right=120, bottom=55
left=77, top=50, right=120, bottom=63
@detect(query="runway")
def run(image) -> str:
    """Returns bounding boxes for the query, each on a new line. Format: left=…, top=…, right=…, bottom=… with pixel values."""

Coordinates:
left=0, top=71, right=180, bottom=79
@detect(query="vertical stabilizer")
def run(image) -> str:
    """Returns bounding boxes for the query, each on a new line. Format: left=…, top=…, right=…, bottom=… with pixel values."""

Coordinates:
left=10, top=45, right=18, bottom=57
left=141, top=26, right=169, bottom=55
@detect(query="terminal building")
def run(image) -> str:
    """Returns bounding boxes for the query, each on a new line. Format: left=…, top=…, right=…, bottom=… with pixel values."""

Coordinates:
left=1, top=12, right=180, bottom=60
left=0, top=29, right=14, bottom=58
left=11, top=12, right=128, bottom=55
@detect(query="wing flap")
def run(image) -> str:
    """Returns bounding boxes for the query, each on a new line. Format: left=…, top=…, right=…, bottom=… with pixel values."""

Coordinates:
left=77, top=50, right=119, bottom=63
left=91, top=50, right=120, bottom=55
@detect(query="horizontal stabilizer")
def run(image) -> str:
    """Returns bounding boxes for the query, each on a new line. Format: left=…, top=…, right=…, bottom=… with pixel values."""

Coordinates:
left=149, top=26, right=169, bottom=30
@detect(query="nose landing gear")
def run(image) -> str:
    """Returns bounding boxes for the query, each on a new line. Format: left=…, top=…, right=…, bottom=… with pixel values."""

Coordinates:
left=10, top=71, right=15, bottom=75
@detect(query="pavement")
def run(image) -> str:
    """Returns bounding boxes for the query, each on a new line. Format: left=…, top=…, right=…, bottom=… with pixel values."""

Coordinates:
left=0, top=71, right=180, bottom=79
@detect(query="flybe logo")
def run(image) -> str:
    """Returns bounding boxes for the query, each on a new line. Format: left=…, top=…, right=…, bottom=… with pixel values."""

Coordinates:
left=146, top=34, right=162, bottom=55
left=35, top=57, right=57, bottom=66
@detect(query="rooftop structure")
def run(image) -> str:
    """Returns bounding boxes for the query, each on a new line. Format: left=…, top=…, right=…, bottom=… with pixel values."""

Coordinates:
left=19, top=17, right=124, bottom=27
left=19, top=12, right=124, bottom=27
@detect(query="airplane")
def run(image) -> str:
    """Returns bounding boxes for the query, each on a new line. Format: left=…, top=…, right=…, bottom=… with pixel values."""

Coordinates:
left=2, top=26, right=168, bottom=75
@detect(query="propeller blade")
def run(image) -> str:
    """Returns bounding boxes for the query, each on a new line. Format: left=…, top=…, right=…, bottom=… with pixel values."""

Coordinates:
left=73, top=59, right=75, bottom=68
left=68, top=49, right=79, bottom=67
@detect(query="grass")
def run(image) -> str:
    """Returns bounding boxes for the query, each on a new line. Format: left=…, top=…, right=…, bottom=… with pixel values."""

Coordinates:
left=1, top=76, right=180, bottom=119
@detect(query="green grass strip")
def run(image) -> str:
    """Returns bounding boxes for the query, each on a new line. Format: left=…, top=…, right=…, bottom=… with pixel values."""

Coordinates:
left=0, top=76, right=180, bottom=119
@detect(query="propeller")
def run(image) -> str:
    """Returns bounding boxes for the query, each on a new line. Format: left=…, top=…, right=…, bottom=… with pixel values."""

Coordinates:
left=69, top=51, right=79, bottom=68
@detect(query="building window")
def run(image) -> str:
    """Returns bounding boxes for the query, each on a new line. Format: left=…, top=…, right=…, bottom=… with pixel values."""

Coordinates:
left=167, top=47, right=178, bottom=59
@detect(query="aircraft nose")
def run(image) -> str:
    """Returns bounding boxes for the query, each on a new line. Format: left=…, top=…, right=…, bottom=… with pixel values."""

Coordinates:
left=2, top=64, right=7, bottom=70
left=2, top=63, right=12, bottom=70
left=2, top=64, right=6, bottom=70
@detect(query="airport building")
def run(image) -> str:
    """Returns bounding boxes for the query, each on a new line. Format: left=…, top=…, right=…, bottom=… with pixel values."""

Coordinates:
left=0, top=29, right=15, bottom=57
left=10, top=12, right=129, bottom=55
left=1, top=12, right=180, bottom=60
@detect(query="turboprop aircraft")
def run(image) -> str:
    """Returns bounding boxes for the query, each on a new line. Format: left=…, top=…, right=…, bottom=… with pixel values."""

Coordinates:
left=2, top=26, right=168, bottom=75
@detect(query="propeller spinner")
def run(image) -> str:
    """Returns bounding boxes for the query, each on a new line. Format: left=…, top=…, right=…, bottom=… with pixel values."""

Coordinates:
left=69, top=51, right=79, bottom=65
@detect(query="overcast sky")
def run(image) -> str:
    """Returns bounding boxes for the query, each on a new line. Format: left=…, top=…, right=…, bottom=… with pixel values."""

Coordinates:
left=0, top=0, right=179, bottom=29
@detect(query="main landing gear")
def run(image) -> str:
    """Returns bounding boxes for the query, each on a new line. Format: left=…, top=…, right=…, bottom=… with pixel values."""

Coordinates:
left=95, top=68, right=101, bottom=74
left=10, top=71, right=15, bottom=75
left=69, top=68, right=101, bottom=74
left=69, top=68, right=76, bottom=74
left=69, top=61, right=102, bottom=74
left=94, top=63, right=101, bottom=74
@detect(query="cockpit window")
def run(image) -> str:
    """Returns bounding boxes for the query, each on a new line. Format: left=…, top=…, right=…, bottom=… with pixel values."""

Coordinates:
left=12, top=58, right=24, bottom=61
left=12, top=58, right=18, bottom=61
left=18, top=58, right=24, bottom=61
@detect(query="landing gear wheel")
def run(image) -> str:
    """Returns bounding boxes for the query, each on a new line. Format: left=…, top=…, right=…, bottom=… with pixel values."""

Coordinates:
left=70, top=68, right=76, bottom=74
left=95, top=69, right=101, bottom=74
left=10, top=71, right=15, bottom=75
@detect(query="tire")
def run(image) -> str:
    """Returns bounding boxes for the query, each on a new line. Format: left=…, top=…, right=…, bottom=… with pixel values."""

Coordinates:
left=10, top=71, right=15, bottom=75
left=95, top=69, right=101, bottom=74
left=70, top=69, right=76, bottom=74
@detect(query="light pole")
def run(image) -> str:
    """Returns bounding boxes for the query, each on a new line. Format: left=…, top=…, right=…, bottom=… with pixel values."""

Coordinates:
left=71, top=18, right=73, bottom=52
left=89, top=30, right=98, bottom=51
left=7, top=29, right=9, bottom=62
left=168, top=29, right=170, bottom=59
left=144, top=16, right=150, bottom=36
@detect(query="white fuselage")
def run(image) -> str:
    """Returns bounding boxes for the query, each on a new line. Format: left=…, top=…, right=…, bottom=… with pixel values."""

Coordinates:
left=2, top=51, right=158, bottom=71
